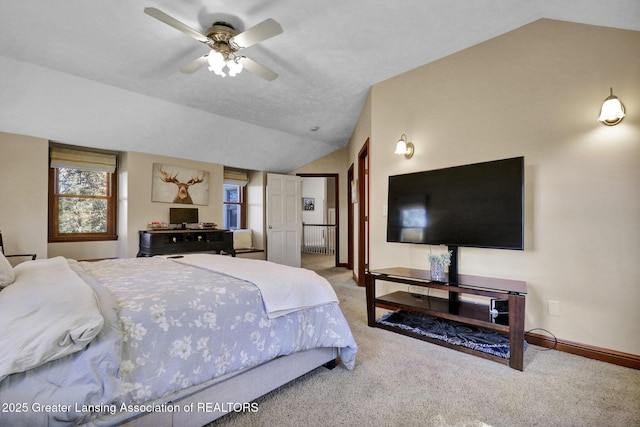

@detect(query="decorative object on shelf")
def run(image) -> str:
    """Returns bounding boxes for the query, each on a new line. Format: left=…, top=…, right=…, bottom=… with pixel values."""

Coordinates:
left=152, top=163, right=210, bottom=205
left=598, top=87, right=625, bottom=126
left=428, top=250, right=452, bottom=281
left=394, top=134, right=415, bottom=159
left=147, top=221, right=168, bottom=230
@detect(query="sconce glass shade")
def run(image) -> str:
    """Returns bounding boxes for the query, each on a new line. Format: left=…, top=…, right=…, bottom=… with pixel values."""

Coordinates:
left=394, top=134, right=414, bottom=159
left=394, top=139, right=407, bottom=155
left=598, top=88, right=625, bottom=126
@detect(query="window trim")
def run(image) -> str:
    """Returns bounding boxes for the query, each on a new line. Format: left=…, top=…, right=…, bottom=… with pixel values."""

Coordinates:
left=48, top=167, right=118, bottom=242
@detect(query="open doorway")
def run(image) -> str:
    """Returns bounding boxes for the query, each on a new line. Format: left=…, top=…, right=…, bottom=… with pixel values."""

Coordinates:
left=297, top=173, right=339, bottom=270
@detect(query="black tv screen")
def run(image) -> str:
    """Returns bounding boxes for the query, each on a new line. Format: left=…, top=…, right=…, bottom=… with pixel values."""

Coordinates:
left=386, top=156, right=524, bottom=250
left=170, top=208, right=199, bottom=225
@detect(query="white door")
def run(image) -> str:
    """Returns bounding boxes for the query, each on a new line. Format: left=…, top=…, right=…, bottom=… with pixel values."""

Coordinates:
left=266, top=173, right=302, bottom=267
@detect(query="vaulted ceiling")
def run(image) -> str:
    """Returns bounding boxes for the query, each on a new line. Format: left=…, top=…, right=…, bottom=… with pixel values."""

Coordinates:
left=1, top=1, right=638, bottom=172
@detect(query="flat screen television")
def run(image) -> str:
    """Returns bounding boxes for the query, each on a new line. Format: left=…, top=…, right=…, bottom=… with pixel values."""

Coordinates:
left=170, top=208, right=199, bottom=229
left=386, top=156, right=524, bottom=250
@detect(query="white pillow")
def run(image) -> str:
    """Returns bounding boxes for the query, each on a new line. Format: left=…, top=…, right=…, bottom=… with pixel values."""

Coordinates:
left=0, top=257, right=104, bottom=380
left=233, top=229, right=253, bottom=250
left=0, top=252, right=15, bottom=288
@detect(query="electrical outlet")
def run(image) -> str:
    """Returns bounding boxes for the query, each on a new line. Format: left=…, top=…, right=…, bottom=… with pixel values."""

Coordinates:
left=548, top=300, right=560, bottom=317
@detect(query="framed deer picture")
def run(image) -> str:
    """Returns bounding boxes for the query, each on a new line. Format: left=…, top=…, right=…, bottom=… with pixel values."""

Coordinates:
left=152, top=163, right=210, bottom=205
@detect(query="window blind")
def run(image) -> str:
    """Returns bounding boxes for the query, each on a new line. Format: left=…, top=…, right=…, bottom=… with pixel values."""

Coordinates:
left=224, top=169, right=249, bottom=186
left=50, top=147, right=116, bottom=173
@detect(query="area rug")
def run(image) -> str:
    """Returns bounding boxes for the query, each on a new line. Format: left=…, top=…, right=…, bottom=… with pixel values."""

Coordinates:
left=376, top=310, right=527, bottom=359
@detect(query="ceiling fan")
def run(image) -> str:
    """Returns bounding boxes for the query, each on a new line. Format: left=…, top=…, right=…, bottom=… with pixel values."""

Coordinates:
left=144, top=7, right=283, bottom=81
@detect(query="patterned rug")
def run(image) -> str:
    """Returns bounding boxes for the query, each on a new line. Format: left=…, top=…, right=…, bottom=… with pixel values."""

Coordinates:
left=377, top=310, right=527, bottom=359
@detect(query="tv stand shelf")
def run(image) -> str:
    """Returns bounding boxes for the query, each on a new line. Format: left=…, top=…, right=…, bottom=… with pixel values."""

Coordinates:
left=366, top=267, right=527, bottom=370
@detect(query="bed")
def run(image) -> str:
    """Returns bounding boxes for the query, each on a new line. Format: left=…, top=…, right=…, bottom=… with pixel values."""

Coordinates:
left=0, top=253, right=357, bottom=426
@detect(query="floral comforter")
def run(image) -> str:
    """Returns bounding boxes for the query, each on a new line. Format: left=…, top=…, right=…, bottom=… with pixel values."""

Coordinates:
left=0, top=256, right=357, bottom=426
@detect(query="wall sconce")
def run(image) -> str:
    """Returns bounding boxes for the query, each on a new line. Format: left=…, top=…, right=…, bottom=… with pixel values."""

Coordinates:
left=394, top=134, right=414, bottom=159
left=598, top=87, right=625, bottom=126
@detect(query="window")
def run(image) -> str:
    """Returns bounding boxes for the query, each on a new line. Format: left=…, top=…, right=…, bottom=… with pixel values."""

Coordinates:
left=48, top=147, right=118, bottom=242
left=223, top=183, right=246, bottom=230
left=223, top=169, right=249, bottom=230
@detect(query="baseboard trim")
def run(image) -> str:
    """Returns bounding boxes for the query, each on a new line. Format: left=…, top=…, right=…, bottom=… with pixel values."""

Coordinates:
left=525, top=332, right=640, bottom=370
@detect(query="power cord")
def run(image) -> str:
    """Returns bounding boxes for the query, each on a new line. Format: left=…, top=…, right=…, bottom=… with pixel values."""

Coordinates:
left=525, top=328, right=558, bottom=351
left=408, top=285, right=431, bottom=310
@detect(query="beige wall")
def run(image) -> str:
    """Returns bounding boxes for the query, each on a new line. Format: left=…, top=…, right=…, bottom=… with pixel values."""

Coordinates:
left=0, top=133, right=48, bottom=263
left=349, top=19, right=640, bottom=355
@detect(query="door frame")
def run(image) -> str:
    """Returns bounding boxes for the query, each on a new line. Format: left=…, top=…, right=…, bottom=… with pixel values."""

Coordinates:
left=297, top=173, right=340, bottom=268
left=346, top=163, right=354, bottom=270
left=357, top=139, right=370, bottom=286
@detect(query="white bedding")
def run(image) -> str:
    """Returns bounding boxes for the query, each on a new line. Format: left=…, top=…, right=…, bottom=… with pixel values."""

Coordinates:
left=0, top=256, right=357, bottom=426
left=0, top=257, right=104, bottom=381
left=162, top=253, right=339, bottom=318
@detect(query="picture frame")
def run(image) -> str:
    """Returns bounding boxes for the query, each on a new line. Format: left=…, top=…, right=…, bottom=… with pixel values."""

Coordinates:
left=152, top=163, right=210, bottom=205
left=303, top=197, right=315, bottom=211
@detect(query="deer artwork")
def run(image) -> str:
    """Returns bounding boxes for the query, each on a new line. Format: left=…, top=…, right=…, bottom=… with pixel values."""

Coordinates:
left=159, top=166, right=205, bottom=204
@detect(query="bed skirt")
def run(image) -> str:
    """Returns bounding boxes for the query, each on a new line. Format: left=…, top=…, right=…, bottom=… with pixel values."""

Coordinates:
left=91, top=347, right=338, bottom=427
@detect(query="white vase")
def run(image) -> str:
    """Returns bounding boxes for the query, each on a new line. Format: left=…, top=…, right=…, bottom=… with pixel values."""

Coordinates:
left=430, top=261, right=446, bottom=281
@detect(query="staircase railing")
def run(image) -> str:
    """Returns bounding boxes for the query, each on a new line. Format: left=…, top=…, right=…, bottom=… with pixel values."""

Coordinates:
left=301, top=223, right=336, bottom=255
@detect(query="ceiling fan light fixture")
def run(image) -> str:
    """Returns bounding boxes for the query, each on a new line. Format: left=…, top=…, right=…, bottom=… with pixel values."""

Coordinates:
left=227, top=56, right=244, bottom=77
left=207, top=50, right=243, bottom=77
left=207, top=50, right=227, bottom=76
left=144, top=8, right=281, bottom=81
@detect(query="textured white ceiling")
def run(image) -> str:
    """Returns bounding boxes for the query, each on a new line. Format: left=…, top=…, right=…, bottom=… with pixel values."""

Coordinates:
left=0, top=0, right=638, bottom=172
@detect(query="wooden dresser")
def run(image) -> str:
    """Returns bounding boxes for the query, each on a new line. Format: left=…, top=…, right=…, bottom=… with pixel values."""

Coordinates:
left=137, top=229, right=235, bottom=257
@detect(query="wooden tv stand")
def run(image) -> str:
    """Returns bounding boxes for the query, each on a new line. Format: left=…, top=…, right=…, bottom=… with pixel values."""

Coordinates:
left=365, top=267, right=527, bottom=370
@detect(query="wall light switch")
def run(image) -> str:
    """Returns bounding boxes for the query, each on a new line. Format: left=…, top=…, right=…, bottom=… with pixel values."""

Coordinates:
left=382, top=205, right=388, bottom=216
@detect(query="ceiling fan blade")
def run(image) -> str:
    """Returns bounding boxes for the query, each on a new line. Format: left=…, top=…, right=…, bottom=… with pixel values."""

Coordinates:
left=179, top=55, right=208, bottom=74
left=231, top=18, right=283, bottom=50
left=238, top=57, right=278, bottom=81
left=144, top=7, right=209, bottom=43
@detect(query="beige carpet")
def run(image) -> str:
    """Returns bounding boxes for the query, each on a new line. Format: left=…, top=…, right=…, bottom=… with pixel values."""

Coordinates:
left=209, top=254, right=640, bottom=427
